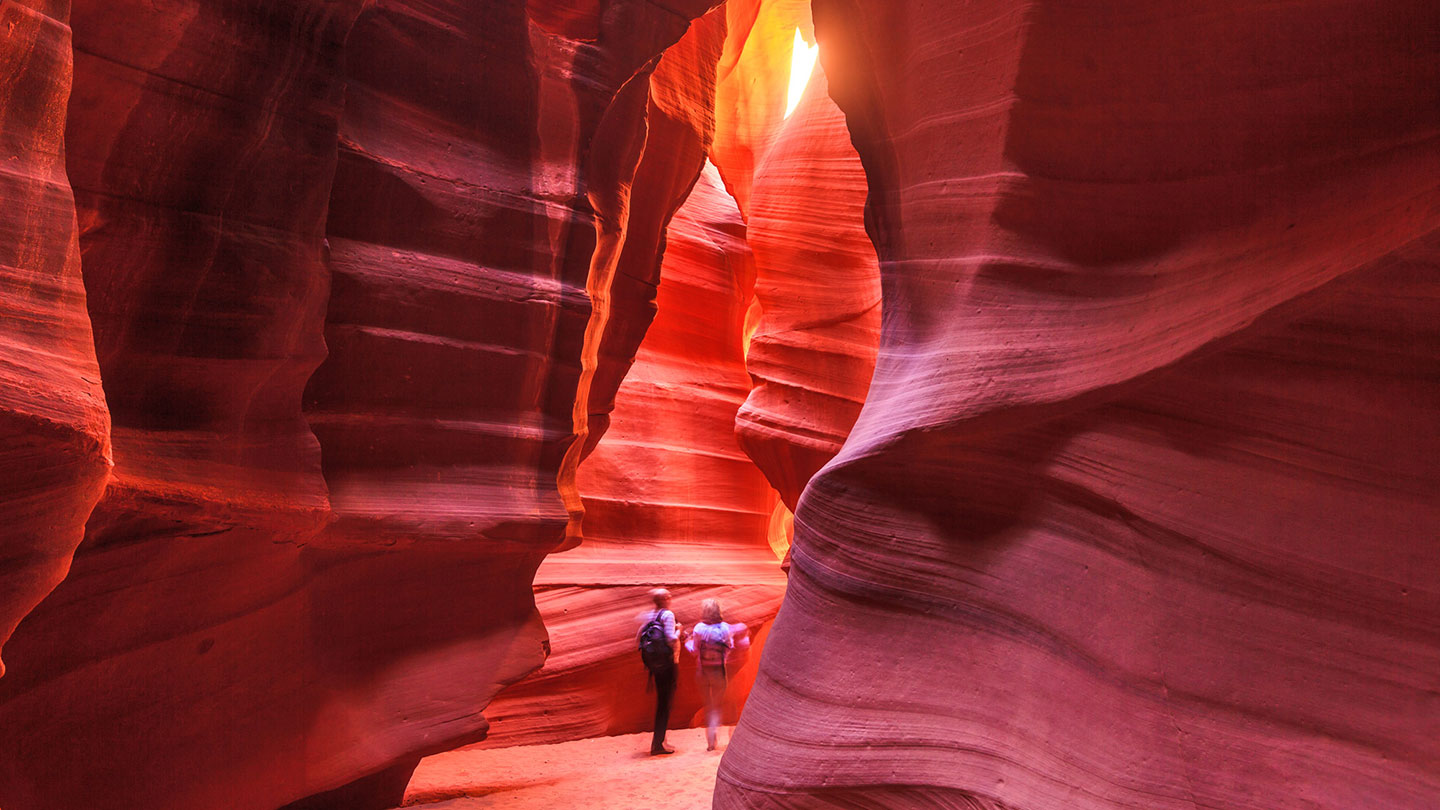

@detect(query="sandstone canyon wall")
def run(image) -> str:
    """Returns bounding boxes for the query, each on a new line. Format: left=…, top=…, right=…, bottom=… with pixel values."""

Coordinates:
left=717, top=1, right=1440, bottom=809
left=3, top=1, right=1434, bottom=809
left=0, top=2, right=729, bottom=809
left=0, top=0, right=111, bottom=681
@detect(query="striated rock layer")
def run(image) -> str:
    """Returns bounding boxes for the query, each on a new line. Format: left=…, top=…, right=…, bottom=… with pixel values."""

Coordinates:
left=482, top=164, right=787, bottom=747
left=0, top=2, right=726, bottom=809
left=717, top=1, right=1440, bottom=809
left=0, top=0, right=111, bottom=679
left=0, top=3, right=364, bottom=808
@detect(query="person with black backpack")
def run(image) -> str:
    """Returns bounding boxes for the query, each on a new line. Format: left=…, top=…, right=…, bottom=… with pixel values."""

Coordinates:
left=636, top=588, right=680, bottom=755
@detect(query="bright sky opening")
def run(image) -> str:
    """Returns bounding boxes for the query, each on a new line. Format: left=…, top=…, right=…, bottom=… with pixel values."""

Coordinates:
left=785, top=28, right=820, bottom=118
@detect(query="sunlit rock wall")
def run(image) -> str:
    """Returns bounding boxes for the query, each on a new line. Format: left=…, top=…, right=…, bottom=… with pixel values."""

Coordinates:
left=0, top=1, right=724, bottom=809
left=710, top=0, right=810, bottom=213
left=709, top=1, right=880, bottom=560
left=717, top=1, right=1440, bottom=809
left=737, top=64, right=879, bottom=512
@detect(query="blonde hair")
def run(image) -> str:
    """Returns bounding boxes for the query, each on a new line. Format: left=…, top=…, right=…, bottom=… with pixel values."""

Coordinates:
left=700, top=598, right=723, bottom=624
left=649, top=588, right=671, bottom=607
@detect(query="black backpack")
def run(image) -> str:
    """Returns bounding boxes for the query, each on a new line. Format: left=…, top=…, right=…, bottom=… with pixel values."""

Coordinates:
left=638, top=611, right=673, bottom=671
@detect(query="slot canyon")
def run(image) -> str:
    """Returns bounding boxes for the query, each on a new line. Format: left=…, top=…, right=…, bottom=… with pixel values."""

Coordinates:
left=0, top=0, right=1434, bottom=809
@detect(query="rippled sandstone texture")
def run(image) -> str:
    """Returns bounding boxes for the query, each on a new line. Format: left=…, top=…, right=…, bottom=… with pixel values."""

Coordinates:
left=717, top=1, right=1440, bottom=809
left=0, top=0, right=111, bottom=680
left=483, top=165, right=786, bottom=746
left=0, top=2, right=725, bottom=809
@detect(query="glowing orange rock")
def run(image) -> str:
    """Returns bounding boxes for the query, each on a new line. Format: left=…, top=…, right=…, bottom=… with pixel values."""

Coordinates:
left=483, top=164, right=787, bottom=747
left=737, top=64, right=880, bottom=510
left=711, top=0, right=812, bottom=213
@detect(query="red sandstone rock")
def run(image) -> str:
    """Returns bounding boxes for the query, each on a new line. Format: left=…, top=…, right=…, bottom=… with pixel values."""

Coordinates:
left=716, top=1, right=1440, bottom=808
left=6, top=2, right=1431, bottom=809
left=0, top=2, right=726, bottom=809
left=0, top=3, right=369, bottom=808
left=0, top=0, right=111, bottom=680
left=482, top=165, right=787, bottom=747
left=563, top=7, right=729, bottom=538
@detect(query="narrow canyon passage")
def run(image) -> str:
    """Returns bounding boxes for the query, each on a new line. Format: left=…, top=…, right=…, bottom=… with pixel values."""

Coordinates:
left=390, top=1, right=881, bottom=784
left=477, top=161, right=790, bottom=749
left=0, top=1, right=1435, bottom=810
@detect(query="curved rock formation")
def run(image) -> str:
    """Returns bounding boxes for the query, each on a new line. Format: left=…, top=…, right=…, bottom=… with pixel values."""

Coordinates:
left=0, top=3, right=372, bottom=809
left=717, top=1, right=1440, bottom=808
left=0, top=2, right=727, bottom=809
left=737, top=64, right=880, bottom=511
left=482, top=164, right=787, bottom=747
left=564, top=5, right=729, bottom=536
left=0, top=0, right=111, bottom=679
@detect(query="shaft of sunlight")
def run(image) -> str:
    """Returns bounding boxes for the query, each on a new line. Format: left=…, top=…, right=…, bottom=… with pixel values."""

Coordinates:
left=785, top=28, right=819, bottom=118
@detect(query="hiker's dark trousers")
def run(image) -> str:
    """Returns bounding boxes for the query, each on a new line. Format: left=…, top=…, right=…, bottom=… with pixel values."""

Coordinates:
left=652, top=661, right=678, bottom=750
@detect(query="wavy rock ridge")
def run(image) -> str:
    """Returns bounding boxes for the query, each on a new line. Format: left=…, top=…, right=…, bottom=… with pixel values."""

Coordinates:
left=716, top=1, right=1440, bottom=808
left=736, top=61, right=880, bottom=513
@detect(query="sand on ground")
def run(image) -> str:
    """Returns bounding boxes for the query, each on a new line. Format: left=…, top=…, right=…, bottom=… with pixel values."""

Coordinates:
left=399, top=727, right=732, bottom=809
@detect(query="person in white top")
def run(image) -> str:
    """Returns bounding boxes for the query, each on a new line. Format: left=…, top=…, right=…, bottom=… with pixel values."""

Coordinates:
left=636, top=588, right=680, bottom=754
left=684, top=598, right=750, bottom=751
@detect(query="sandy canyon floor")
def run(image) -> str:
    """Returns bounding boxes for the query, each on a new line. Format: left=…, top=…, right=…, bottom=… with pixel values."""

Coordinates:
left=398, top=727, right=732, bottom=809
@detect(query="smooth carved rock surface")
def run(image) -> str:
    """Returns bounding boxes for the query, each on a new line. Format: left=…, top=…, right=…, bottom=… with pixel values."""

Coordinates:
left=483, top=164, right=787, bottom=747
left=737, top=63, right=879, bottom=512
left=0, top=2, right=723, bottom=809
left=0, top=0, right=111, bottom=679
left=0, top=3, right=376, bottom=809
left=717, top=1, right=1440, bottom=809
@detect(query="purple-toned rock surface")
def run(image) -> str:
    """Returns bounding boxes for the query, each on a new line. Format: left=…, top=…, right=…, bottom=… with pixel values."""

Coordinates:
left=716, top=1, right=1440, bottom=808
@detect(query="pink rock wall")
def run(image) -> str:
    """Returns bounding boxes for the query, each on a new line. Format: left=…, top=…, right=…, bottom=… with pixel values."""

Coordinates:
left=716, top=1, right=1440, bottom=809
left=0, top=0, right=111, bottom=679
